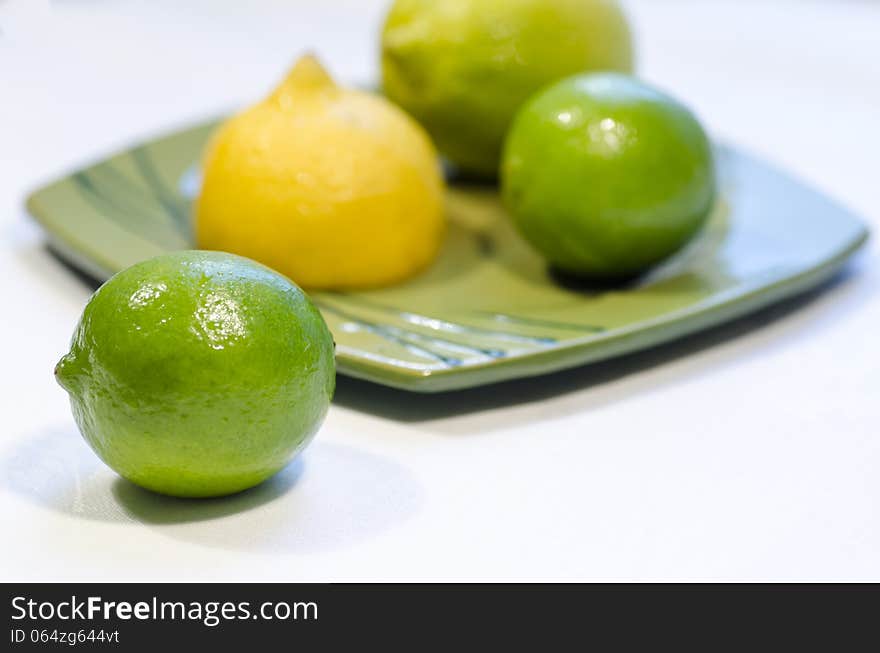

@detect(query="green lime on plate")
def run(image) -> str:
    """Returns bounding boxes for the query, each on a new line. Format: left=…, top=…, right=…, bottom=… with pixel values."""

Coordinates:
left=501, top=72, right=716, bottom=279
left=381, top=0, right=634, bottom=177
left=55, top=250, right=336, bottom=498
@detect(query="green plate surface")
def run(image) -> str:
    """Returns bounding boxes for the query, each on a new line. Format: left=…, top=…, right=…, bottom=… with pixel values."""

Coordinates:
left=27, top=121, right=868, bottom=391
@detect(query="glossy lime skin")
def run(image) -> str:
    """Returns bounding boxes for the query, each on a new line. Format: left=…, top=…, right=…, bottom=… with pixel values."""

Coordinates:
left=501, top=73, right=716, bottom=279
left=381, top=0, right=633, bottom=177
left=55, top=251, right=335, bottom=498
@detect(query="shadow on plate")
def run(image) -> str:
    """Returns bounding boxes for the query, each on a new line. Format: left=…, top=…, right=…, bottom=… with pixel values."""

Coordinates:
left=333, top=265, right=871, bottom=423
left=45, top=245, right=872, bottom=426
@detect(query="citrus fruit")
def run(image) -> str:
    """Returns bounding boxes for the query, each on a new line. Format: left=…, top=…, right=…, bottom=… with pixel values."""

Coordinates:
left=196, top=55, right=445, bottom=290
left=501, top=73, right=716, bottom=279
left=381, top=0, right=634, bottom=177
left=54, top=251, right=336, bottom=498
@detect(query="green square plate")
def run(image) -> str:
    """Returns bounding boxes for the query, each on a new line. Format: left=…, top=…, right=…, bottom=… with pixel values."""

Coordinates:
left=27, top=120, right=868, bottom=392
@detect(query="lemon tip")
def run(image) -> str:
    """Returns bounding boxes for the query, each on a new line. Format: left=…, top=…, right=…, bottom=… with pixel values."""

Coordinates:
left=270, top=53, right=337, bottom=105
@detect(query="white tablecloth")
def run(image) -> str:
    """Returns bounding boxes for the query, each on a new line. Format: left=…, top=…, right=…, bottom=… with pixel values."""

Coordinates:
left=1, top=0, right=878, bottom=581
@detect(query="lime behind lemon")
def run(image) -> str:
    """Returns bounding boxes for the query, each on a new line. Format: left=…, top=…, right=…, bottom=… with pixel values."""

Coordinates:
left=55, top=251, right=335, bottom=498
left=381, top=0, right=634, bottom=177
left=501, top=73, right=716, bottom=279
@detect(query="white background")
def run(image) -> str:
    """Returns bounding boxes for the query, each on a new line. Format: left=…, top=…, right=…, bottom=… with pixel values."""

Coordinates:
left=1, top=0, right=878, bottom=581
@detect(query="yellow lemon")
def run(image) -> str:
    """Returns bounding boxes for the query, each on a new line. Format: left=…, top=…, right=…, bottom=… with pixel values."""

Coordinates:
left=195, top=55, right=445, bottom=289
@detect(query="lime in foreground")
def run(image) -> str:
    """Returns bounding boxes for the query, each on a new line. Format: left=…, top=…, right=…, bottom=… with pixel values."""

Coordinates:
left=55, top=251, right=336, bottom=498
left=501, top=73, right=716, bottom=279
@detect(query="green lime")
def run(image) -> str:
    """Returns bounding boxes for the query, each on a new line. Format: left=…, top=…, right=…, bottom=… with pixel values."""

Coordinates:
left=55, top=251, right=335, bottom=498
left=381, top=0, right=633, bottom=177
left=501, top=73, right=716, bottom=279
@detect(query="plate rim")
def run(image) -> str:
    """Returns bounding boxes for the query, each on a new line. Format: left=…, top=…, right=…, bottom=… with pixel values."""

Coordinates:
left=26, top=124, right=871, bottom=393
